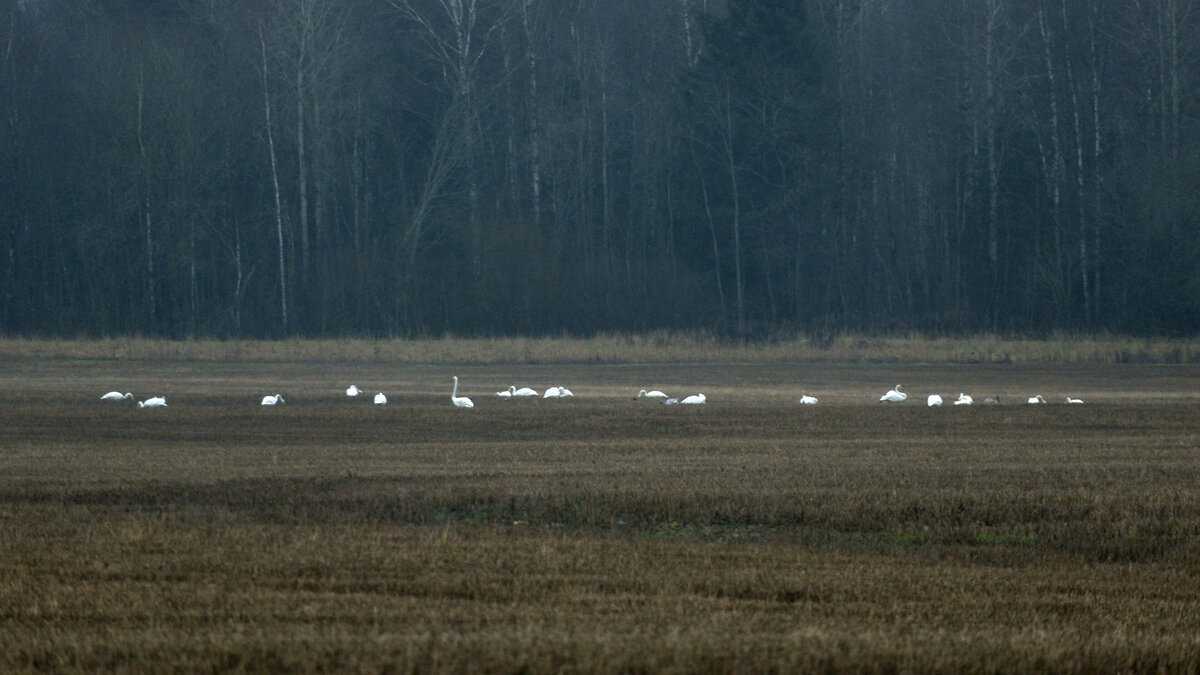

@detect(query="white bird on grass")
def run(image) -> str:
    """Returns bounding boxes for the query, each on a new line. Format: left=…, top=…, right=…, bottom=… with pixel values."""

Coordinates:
left=543, top=386, right=574, bottom=399
left=346, top=385, right=361, bottom=398
left=983, top=395, right=1001, bottom=405
left=1065, top=397, right=1084, bottom=404
left=799, top=395, right=819, bottom=405
left=663, top=398, right=679, bottom=405
left=954, top=393, right=973, bottom=406
left=1027, top=395, right=1046, bottom=404
left=680, top=393, right=706, bottom=405
left=138, top=396, right=167, bottom=408
left=512, top=386, right=538, bottom=398
left=636, top=389, right=669, bottom=400
left=451, top=376, right=474, bottom=408
left=495, top=387, right=513, bottom=398
left=880, top=385, right=907, bottom=403
left=261, top=394, right=285, bottom=406
left=101, top=391, right=133, bottom=402
left=927, top=394, right=943, bottom=407
left=374, top=392, right=388, bottom=405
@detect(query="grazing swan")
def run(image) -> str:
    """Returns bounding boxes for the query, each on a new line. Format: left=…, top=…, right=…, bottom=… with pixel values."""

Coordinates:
left=636, top=389, right=669, bottom=400
left=954, top=393, right=973, bottom=406
left=880, top=385, right=907, bottom=403
left=138, top=396, right=167, bottom=408
left=1027, top=395, right=1046, bottom=404
left=1065, top=397, right=1084, bottom=404
left=983, top=395, right=1001, bottom=405
left=512, top=386, right=538, bottom=397
left=927, top=394, right=943, bottom=407
left=374, top=392, right=388, bottom=405
left=346, top=385, right=361, bottom=397
left=799, top=395, right=819, bottom=405
left=680, top=393, right=706, bottom=405
left=495, top=387, right=513, bottom=398
left=101, top=391, right=133, bottom=402
left=451, top=376, right=474, bottom=408
left=261, top=394, right=285, bottom=406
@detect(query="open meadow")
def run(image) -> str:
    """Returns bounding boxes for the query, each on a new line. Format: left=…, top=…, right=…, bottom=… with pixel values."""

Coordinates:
left=1, top=345, right=1199, bottom=671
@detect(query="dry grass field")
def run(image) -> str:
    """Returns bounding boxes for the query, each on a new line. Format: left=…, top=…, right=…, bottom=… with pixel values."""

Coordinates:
left=1, top=350, right=1199, bottom=672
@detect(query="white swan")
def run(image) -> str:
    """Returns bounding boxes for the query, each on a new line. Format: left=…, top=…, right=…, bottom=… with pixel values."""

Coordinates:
left=374, top=392, right=388, bottom=405
left=680, top=393, right=706, bottom=405
left=495, top=387, right=513, bottom=398
left=927, top=394, right=943, bottom=407
left=261, top=394, right=285, bottom=406
left=1065, top=397, right=1084, bottom=404
left=799, top=395, right=819, bottom=405
left=954, top=393, right=973, bottom=406
left=512, top=386, right=538, bottom=397
left=451, top=376, right=474, bottom=408
left=101, top=391, right=133, bottom=401
left=662, top=398, right=679, bottom=405
left=543, top=386, right=573, bottom=399
left=138, top=396, right=167, bottom=408
left=983, top=395, right=1001, bottom=405
left=1027, top=395, right=1046, bottom=404
left=880, top=385, right=907, bottom=403
left=346, top=385, right=361, bottom=397
left=637, top=389, right=669, bottom=400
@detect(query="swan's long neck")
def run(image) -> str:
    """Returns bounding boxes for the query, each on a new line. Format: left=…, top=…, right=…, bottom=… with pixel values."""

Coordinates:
left=452, top=377, right=459, bottom=398
left=509, top=385, right=517, bottom=394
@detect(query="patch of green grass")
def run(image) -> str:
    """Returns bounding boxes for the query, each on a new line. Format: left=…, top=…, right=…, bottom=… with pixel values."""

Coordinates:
left=975, top=531, right=1037, bottom=546
left=1, top=333, right=1197, bottom=364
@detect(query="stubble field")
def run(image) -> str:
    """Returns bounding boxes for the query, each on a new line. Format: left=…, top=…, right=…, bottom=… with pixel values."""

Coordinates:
left=1, top=354, right=1199, bottom=672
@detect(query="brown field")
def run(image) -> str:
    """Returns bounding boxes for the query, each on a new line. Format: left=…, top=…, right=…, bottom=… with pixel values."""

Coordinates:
left=2, top=354, right=1199, bottom=672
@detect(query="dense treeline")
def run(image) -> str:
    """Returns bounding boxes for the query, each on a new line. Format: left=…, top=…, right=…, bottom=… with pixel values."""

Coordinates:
left=1, top=0, right=1197, bottom=338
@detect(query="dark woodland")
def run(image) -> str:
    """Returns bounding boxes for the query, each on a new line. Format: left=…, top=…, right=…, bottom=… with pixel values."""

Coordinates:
left=1, top=0, right=1197, bottom=338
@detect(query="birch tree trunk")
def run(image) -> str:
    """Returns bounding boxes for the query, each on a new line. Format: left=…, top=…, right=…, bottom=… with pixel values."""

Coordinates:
left=260, top=25, right=288, bottom=330
left=136, top=66, right=156, bottom=327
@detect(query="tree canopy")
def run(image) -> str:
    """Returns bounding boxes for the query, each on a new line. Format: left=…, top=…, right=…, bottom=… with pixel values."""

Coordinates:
left=1, top=0, right=1197, bottom=337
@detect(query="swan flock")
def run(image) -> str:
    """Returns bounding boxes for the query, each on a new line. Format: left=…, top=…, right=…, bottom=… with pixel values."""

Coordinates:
left=100, top=380, right=1089, bottom=410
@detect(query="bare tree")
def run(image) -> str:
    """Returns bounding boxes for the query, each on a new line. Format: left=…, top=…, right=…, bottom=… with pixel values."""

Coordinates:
left=260, top=24, right=288, bottom=330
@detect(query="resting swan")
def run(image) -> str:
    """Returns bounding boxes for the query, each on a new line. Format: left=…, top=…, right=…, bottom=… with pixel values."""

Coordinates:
left=452, top=376, right=474, bottom=408
left=954, top=393, right=973, bottom=406
left=927, top=394, right=943, bottom=406
left=799, top=395, right=819, bottom=405
left=374, top=392, right=388, bottom=405
left=1065, top=397, right=1084, bottom=404
left=880, top=385, right=907, bottom=403
left=1027, top=395, right=1046, bottom=404
left=680, top=393, right=706, bottom=405
left=138, top=396, right=167, bottom=408
left=346, top=385, right=361, bottom=397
